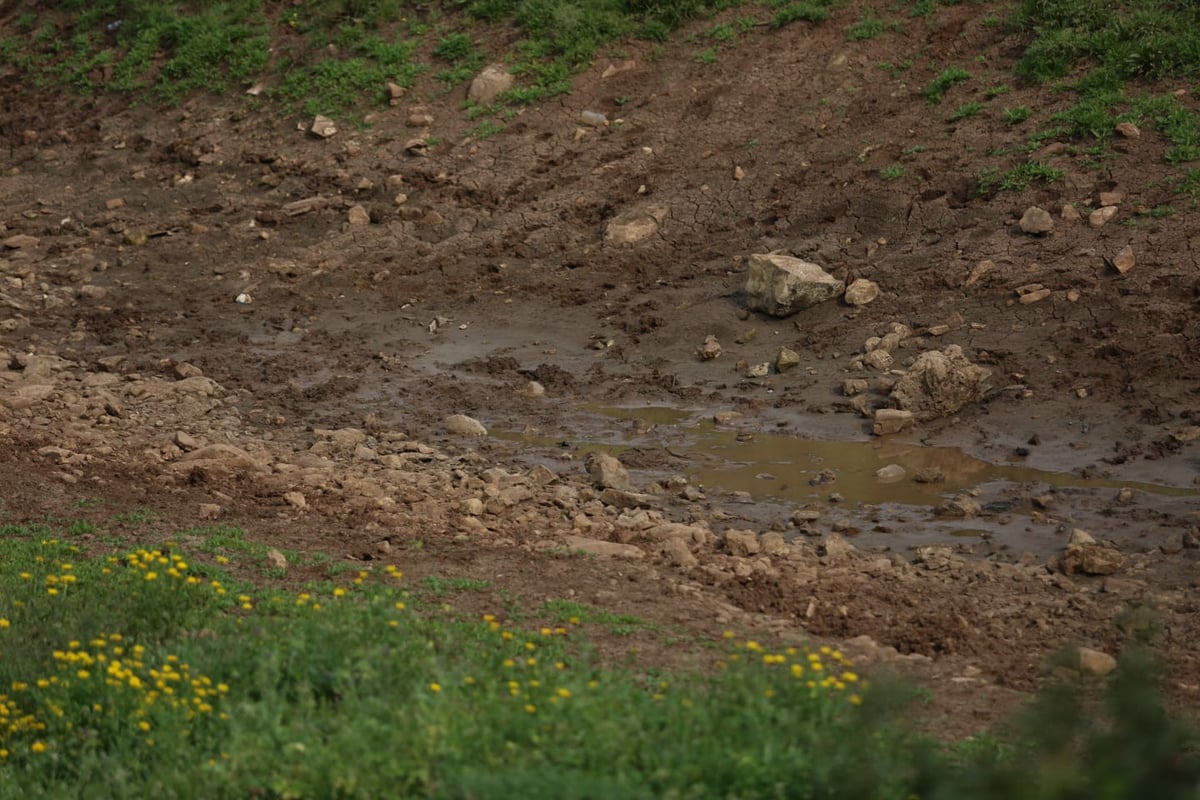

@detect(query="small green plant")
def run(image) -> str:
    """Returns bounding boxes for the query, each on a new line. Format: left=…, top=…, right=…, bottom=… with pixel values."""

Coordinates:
left=902, top=144, right=926, bottom=154
left=769, top=0, right=839, bottom=29
left=879, top=164, right=906, bottom=181
left=848, top=15, right=902, bottom=41
left=421, top=576, right=494, bottom=596
left=950, top=101, right=982, bottom=121
left=924, top=67, right=971, bottom=103
left=694, top=46, right=718, bottom=64
left=980, top=161, right=1063, bottom=194
left=1005, top=106, right=1032, bottom=124
left=984, top=83, right=1011, bottom=98
left=1174, top=168, right=1200, bottom=207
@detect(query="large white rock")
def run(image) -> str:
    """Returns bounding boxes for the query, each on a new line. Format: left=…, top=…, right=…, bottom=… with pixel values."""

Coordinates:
left=744, top=254, right=844, bottom=317
left=890, top=345, right=992, bottom=421
left=468, top=65, right=514, bottom=104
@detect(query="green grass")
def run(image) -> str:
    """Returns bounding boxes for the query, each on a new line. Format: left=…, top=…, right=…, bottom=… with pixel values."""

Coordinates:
left=847, top=14, right=902, bottom=40
left=879, top=164, right=907, bottom=181
left=924, top=67, right=971, bottom=103
left=949, top=101, right=983, bottom=121
left=977, top=161, right=1064, bottom=194
left=2, top=520, right=1198, bottom=797
left=1005, top=105, right=1032, bottom=124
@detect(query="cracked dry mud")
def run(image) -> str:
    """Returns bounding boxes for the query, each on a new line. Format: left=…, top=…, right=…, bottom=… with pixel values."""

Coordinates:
left=2, top=4, right=1199, bottom=735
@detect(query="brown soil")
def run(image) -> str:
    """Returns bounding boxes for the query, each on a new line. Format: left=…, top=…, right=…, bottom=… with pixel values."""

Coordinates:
left=2, top=2, right=1199, bottom=738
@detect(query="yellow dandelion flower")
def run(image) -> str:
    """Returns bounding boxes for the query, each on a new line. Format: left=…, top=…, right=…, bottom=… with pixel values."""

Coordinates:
left=77, top=670, right=90, bottom=680
left=526, top=658, right=537, bottom=666
left=47, top=588, right=59, bottom=596
left=502, top=659, right=515, bottom=668
left=387, top=620, right=399, bottom=628
left=333, top=588, right=347, bottom=598
left=556, top=688, right=571, bottom=698
left=215, top=556, right=230, bottom=564
left=849, top=694, right=862, bottom=705
left=138, top=721, right=151, bottom=732
left=429, top=683, right=442, bottom=693
left=11, top=682, right=27, bottom=692
left=31, top=742, right=48, bottom=753
left=568, top=616, right=581, bottom=625
left=555, top=661, right=566, bottom=670
left=524, top=704, right=536, bottom=714
left=722, top=630, right=734, bottom=639
left=841, top=671, right=859, bottom=683
left=501, top=631, right=514, bottom=641
left=0, top=619, right=9, bottom=629
left=524, top=642, right=536, bottom=651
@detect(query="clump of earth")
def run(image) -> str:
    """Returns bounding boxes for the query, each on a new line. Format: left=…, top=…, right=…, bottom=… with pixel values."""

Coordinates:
left=2, top=2, right=1199, bottom=733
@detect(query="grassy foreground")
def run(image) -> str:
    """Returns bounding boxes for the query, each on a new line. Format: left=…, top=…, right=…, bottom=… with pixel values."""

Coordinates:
left=0, top=520, right=1198, bottom=799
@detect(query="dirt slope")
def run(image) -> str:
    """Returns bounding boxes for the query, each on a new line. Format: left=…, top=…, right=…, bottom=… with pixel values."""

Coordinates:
left=1, top=1, right=1198, bottom=734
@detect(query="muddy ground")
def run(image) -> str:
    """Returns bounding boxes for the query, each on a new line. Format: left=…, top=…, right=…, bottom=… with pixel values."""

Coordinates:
left=1, top=3, right=1199, bottom=736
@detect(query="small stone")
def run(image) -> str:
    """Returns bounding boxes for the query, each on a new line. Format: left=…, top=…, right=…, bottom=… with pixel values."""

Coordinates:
left=935, top=495, right=982, bottom=518
left=724, top=529, right=760, bottom=556
left=105, top=198, right=125, bottom=210
left=1069, top=528, right=1097, bottom=546
left=733, top=165, right=746, bottom=181
left=445, top=414, right=487, bottom=436
left=776, top=347, right=801, bottom=373
left=1019, top=206, right=1054, bottom=234
left=1111, top=245, right=1135, bottom=274
left=864, top=349, right=893, bottom=370
left=713, top=411, right=743, bottom=425
left=809, top=469, right=837, bottom=487
left=266, top=548, right=289, bottom=570
left=462, top=498, right=485, bottom=516
left=3, top=234, right=39, bottom=249
left=348, top=205, right=371, bottom=225
left=760, top=532, right=789, bottom=556
left=1077, top=647, right=1117, bottom=676
left=746, top=362, right=771, bottom=378
left=521, top=381, right=546, bottom=398
left=913, top=466, right=945, bottom=483
left=697, top=335, right=722, bottom=361
left=1115, top=122, right=1140, bottom=139
left=843, top=379, right=869, bottom=396
left=585, top=452, right=632, bottom=490
left=964, top=260, right=996, bottom=287
left=387, top=82, right=406, bottom=101
left=872, top=408, right=914, bottom=435
left=393, top=193, right=409, bottom=206
left=875, top=464, right=906, bottom=482
left=563, top=535, right=644, bottom=560
left=283, top=491, right=307, bottom=510
left=1089, top=205, right=1118, bottom=228
left=173, top=431, right=200, bottom=451
left=1160, top=533, right=1184, bottom=555
left=661, top=537, right=698, bottom=567
left=197, top=503, right=222, bottom=520
left=468, top=64, right=514, bottom=104
left=174, top=362, right=203, bottom=379
left=1062, top=542, right=1126, bottom=576
left=310, top=115, right=338, bottom=138
left=744, top=254, right=845, bottom=317
left=844, top=278, right=880, bottom=306
left=1098, top=190, right=1124, bottom=207
left=1018, top=287, right=1052, bottom=304
left=1061, top=204, right=1081, bottom=222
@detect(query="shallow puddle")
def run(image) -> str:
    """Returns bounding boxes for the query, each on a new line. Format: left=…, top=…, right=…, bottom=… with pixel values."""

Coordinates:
left=521, top=407, right=1197, bottom=510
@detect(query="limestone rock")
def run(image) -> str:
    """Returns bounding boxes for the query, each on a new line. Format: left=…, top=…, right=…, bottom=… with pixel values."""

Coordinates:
left=875, top=464, right=906, bottom=482
left=1077, top=647, right=1117, bottom=676
left=605, top=204, right=668, bottom=244
left=348, top=205, right=371, bottom=226
left=1111, top=245, right=1135, bottom=274
left=266, top=549, right=289, bottom=570
left=844, top=278, right=880, bottom=306
left=563, top=535, right=644, bottom=559
left=744, top=254, right=845, bottom=317
left=1019, top=206, right=1054, bottom=235
left=1089, top=205, right=1118, bottom=228
left=776, top=346, right=801, bottom=373
left=724, top=529, right=760, bottom=556
left=890, top=345, right=992, bottom=421
left=872, top=408, right=914, bottom=435
left=445, top=414, right=487, bottom=436
left=661, top=537, right=697, bottom=568
left=697, top=335, right=722, bottom=361
left=3, top=234, right=40, bottom=249
left=468, top=64, right=514, bottom=104
left=1115, top=122, right=1140, bottom=139
left=935, top=494, right=982, bottom=518
left=585, top=452, right=632, bottom=491
left=1062, top=541, right=1126, bottom=576
left=310, top=115, right=337, bottom=138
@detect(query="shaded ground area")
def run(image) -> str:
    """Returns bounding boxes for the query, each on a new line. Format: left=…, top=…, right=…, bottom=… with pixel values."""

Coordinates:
left=1, top=1, right=1199, bottom=735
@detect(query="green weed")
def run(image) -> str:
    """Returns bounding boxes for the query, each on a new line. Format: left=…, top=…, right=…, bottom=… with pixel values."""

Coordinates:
left=1005, top=106, right=1032, bottom=124
left=924, top=67, right=971, bottom=103
left=848, top=15, right=902, bottom=41
left=879, top=164, right=907, bottom=181
left=950, top=101, right=983, bottom=121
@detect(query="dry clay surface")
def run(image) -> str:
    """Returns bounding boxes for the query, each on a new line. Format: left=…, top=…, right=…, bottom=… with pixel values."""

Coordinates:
left=2, top=4, right=1199, bottom=732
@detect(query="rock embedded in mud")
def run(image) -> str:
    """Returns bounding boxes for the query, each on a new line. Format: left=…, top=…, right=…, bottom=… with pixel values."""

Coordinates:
left=3, top=234, right=40, bottom=249
left=844, top=278, right=880, bottom=306
left=1111, top=245, right=1136, bottom=274
left=661, top=537, right=698, bottom=568
left=1088, top=205, right=1118, bottom=228
left=468, top=64, right=514, bottom=104
left=347, top=205, right=370, bottom=226
left=1061, top=541, right=1126, bottom=576
left=776, top=346, right=801, bottom=373
left=935, top=494, right=982, bottom=518
left=310, top=115, right=337, bottom=138
left=1076, top=647, right=1117, bottom=676
left=444, top=414, right=487, bottom=437
left=563, top=535, right=645, bottom=560
left=913, top=466, right=945, bottom=483
left=723, top=529, right=760, bottom=556
left=889, top=345, right=992, bottom=421
left=585, top=452, right=632, bottom=491
left=1019, top=206, right=1054, bottom=235
left=1116, top=122, right=1141, bottom=138
left=875, top=464, right=906, bottom=482
left=743, top=254, right=845, bottom=318
left=605, top=204, right=668, bottom=245
left=697, top=335, right=722, bottom=361
left=872, top=408, right=914, bottom=436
